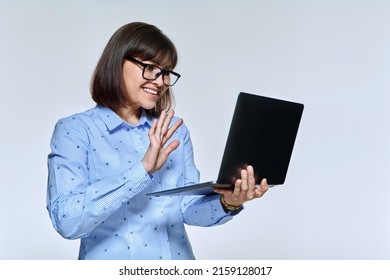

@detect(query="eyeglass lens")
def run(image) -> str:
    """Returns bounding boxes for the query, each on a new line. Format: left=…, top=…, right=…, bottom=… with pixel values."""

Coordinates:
left=142, top=65, right=178, bottom=86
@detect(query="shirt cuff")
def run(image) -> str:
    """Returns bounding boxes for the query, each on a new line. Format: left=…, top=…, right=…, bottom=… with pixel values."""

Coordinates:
left=213, top=194, right=244, bottom=217
left=122, top=161, right=153, bottom=194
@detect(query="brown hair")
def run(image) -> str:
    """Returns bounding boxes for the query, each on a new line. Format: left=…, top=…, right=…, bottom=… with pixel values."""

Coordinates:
left=90, top=22, right=178, bottom=116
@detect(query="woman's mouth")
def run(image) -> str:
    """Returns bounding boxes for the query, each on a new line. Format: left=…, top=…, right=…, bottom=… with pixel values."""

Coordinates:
left=143, top=87, right=158, bottom=95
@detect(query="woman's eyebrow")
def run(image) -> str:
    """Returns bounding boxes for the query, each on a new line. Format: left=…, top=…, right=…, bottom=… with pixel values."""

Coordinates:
left=142, top=59, right=169, bottom=70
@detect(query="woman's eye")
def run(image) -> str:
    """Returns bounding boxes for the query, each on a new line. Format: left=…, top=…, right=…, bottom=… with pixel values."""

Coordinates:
left=145, top=64, right=156, bottom=71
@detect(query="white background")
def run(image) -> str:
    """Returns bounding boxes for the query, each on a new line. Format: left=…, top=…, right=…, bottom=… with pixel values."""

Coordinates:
left=0, top=0, right=389, bottom=260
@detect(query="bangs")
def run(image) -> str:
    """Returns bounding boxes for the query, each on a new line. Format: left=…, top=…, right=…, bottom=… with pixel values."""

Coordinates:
left=128, top=32, right=178, bottom=70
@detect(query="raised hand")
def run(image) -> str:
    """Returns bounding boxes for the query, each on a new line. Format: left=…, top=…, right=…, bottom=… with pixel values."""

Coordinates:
left=142, top=109, right=183, bottom=174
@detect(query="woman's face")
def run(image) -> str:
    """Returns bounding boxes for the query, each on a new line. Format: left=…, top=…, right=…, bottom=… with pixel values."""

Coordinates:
left=122, top=58, right=168, bottom=112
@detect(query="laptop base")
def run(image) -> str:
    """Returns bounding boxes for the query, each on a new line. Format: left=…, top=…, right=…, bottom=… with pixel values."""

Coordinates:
left=146, top=182, right=233, bottom=196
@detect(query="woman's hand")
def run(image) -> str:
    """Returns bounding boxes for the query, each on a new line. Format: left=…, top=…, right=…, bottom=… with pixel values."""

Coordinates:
left=214, top=165, right=269, bottom=207
left=142, top=109, right=183, bottom=174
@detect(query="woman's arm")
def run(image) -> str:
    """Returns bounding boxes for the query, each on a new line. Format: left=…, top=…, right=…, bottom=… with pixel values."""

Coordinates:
left=47, top=116, right=153, bottom=239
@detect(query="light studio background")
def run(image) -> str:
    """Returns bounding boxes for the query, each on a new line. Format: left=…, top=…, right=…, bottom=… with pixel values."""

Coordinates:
left=1, top=0, right=389, bottom=259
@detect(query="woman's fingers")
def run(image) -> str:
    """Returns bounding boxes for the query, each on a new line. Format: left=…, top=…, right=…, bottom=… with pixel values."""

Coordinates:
left=163, top=118, right=183, bottom=145
left=154, top=110, right=166, bottom=143
left=152, top=109, right=182, bottom=147
left=148, top=119, right=158, bottom=146
left=161, top=109, right=173, bottom=138
left=215, top=165, right=269, bottom=206
left=159, top=110, right=183, bottom=146
left=247, top=165, right=256, bottom=199
left=164, top=140, right=180, bottom=157
left=143, top=110, right=183, bottom=174
left=254, top=178, right=269, bottom=198
left=240, top=169, right=249, bottom=197
left=234, top=166, right=255, bottom=200
left=232, top=179, right=241, bottom=201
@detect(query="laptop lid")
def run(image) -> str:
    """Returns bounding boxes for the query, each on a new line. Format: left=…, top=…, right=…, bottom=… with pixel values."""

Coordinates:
left=146, top=92, right=304, bottom=196
left=216, top=92, right=304, bottom=186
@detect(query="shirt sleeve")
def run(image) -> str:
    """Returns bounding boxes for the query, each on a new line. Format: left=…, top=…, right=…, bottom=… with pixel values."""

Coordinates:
left=46, top=117, right=153, bottom=240
left=181, top=194, right=243, bottom=227
left=178, top=122, right=243, bottom=227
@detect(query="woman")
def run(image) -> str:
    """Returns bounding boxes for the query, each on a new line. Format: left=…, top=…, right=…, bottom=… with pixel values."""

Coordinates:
left=47, top=22, right=269, bottom=260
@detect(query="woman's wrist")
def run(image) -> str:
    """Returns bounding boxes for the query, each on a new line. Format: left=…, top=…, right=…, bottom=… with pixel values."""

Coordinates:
left=220, top=195, right=242, bottom=212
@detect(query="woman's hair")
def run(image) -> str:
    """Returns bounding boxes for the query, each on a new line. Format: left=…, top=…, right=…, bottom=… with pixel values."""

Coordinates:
left=90, top=22, right=178, bottom=116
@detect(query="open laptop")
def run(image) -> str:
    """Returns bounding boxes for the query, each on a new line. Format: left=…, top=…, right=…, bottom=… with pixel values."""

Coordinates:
left=146, top=92, right=304, bottom=196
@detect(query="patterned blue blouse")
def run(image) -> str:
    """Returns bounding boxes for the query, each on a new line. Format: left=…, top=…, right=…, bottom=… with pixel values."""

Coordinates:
left=46, top=106, right=241, bottom=260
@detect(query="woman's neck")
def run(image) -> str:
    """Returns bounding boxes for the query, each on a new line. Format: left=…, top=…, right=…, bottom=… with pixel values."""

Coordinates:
left=115, top=106, right=142, bottom=125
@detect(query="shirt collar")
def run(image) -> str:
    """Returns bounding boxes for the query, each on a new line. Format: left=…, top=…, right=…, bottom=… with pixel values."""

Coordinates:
left=95, top=106, right=154, bottom=132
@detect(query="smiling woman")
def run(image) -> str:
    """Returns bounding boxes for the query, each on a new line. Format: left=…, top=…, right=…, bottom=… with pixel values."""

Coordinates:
left=46, top=21, right=269, bottom=260
left=90, top=22, right=178, bottom=119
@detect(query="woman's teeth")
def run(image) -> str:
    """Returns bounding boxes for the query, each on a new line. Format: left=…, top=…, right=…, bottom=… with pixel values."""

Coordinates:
left=143, top=88, right=158, bottom=95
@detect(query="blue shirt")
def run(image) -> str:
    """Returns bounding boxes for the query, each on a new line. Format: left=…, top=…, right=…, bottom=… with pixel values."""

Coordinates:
left=47, top=106, right=241, bottom=260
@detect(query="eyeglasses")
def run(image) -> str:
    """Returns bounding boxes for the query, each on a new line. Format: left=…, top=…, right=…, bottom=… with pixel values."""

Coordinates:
left=126, top=56, right=181, bottom=86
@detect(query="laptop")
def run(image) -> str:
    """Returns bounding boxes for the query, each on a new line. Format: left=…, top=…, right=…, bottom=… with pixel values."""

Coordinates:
left=146, top=92, right=304, bottom=196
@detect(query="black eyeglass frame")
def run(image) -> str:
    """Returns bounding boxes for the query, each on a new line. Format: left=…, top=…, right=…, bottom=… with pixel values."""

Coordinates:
left=125, top=56, right=181, bottom=86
